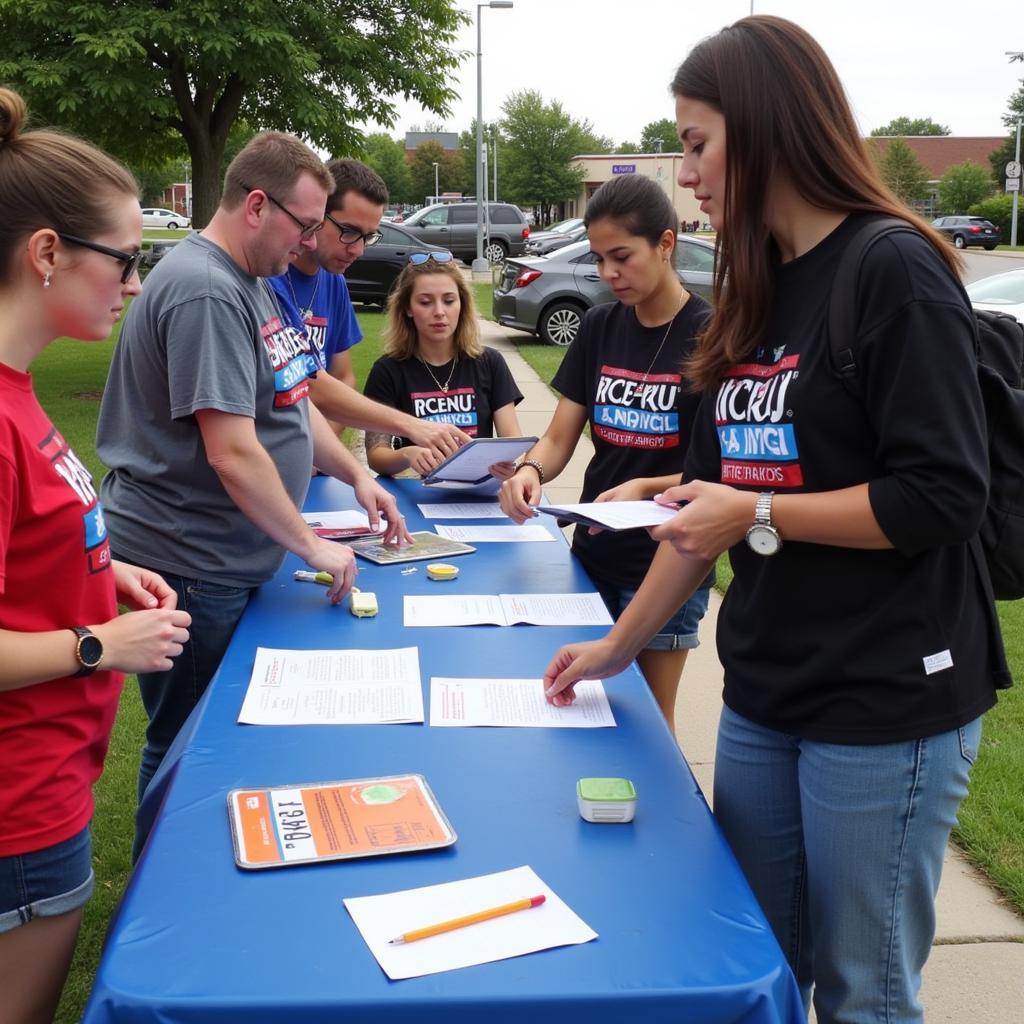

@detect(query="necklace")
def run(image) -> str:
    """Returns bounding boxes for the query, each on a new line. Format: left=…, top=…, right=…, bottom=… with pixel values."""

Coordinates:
left=286, top=267, right=321, bottom=321
left=418, top=354, right=458, bottom=393
left=637, top=285, right=687, bottom=386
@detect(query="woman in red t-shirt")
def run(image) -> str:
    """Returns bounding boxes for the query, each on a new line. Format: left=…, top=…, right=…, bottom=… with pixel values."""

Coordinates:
left=0, top=88, right=192, bottom=1022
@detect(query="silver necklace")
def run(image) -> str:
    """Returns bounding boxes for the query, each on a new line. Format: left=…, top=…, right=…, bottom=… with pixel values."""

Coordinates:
left=638, top=286, right=687, bottom=385
left=418, top=355, right=458, bottom=393
left=286, top=267, right=321, bottom=320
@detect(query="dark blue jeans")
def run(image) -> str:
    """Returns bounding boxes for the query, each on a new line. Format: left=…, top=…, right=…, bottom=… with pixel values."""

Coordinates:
left=127, top=568, right=252, bottom=857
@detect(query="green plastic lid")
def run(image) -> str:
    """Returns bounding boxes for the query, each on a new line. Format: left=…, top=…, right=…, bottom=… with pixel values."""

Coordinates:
left=577, top=777, right=637, bottom=802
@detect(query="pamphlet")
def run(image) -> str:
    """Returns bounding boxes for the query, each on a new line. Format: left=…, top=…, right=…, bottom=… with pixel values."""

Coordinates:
left=301, top=509, right=385, bottom=540
left=348, top=531, right=475, bottom=565
left=228, top=774, right=455, bottom=869
left=423, top=436, right=538, bottom=485
left=430, top=677, right=616, bottom=727
left=532, top=499, right=680, bottom=531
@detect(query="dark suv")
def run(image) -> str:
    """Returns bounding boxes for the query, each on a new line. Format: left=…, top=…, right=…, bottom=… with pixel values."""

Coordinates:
left=931, top=216, right=1001, bottom=250
left=400, top=202, right=530, bottom=263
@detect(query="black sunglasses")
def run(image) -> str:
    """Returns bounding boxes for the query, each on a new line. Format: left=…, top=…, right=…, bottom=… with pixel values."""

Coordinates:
left=58, top=234, right=144, bottom=284
left=241, top=182, right=323, bottom=241
left=325, top=212, right=382, bottom=247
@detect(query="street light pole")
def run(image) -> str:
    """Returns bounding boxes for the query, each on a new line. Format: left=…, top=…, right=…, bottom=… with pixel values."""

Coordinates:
left=432, top=161, right=440, bottom=204
left=474, top=1, right=513, bottom=273
left=1012, top=119, right=1021, bottom=247
left=492, top=128, right=498, bottom=202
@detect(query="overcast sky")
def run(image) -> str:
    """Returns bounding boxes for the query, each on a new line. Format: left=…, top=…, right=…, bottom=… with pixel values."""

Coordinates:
left=367, top=0, right=1023, bottom=144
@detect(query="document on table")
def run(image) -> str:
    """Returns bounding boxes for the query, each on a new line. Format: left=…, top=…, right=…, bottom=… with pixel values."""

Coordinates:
left=417, top=501, right=508, bottom=519
left=532, top=499, right=680, bottom=531
left=403, top=592, right=613, bottom=628
left=300, top=509, right=383, bottom=539
left=434, top=524, right=555, bottom=543
left=238, top=647, right=424, bottom=725
left=430, top=677, right=616, bottom=728
left=343, top=865, right=597, bottom=980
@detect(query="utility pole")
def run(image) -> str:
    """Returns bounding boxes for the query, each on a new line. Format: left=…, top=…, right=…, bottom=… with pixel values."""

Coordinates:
left=1007, top=52, right=1023, bottom=246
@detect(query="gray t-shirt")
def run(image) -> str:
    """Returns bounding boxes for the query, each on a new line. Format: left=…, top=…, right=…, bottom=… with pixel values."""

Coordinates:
left=97, top=234, right=314, bottom=588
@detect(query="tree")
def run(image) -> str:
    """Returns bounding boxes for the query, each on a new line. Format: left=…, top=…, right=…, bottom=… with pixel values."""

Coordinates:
left=870, top=116, right=950, bottom=136
left=408, top=140, right=466, bottom=204
left=989, top=79, right=1024, bottom=182
left=640, top=118, right=679, bottom=153
left=937, top=161, right=995, bottom=214
left=968, top=194, right=1022, bottom=240
left=498, top=91, right=591, bottom=223
left=874, top=139, right=929, bottom=206
left=362, top=133, right=413, bottom=206
left=0, top=0, right=466, bottom=226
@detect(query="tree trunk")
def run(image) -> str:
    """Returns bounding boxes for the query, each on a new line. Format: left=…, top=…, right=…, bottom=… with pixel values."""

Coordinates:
left=188, top=132, right=225, bottom=229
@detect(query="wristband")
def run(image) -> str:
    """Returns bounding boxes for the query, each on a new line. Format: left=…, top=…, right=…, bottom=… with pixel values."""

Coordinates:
left=516, top=458, right=545, bottom=485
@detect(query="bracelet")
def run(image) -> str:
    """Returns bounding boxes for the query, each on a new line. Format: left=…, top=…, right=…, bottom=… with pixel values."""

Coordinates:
left=516, top=458, right=545, bottom=484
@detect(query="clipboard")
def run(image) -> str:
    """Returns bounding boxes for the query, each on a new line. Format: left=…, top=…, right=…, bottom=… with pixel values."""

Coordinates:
left=227, top=773, right=456, bottom=869
left=423, top=436, right=538, bottom=486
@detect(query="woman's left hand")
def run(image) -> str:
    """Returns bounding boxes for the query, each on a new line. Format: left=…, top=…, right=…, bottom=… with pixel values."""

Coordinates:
left=112, top=560, right=179, bottom=610
left=489, top=461, right=517, bottom=482
left=649, top=481, right=756, bottom=559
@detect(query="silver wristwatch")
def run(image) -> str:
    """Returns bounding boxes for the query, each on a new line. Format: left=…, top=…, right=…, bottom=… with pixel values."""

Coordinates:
left=745, top=492, right=782, bottom=556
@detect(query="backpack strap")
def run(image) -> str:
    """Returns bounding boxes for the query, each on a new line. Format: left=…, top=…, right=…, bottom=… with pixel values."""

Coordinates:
left=827, top=217, right=925, bottom=392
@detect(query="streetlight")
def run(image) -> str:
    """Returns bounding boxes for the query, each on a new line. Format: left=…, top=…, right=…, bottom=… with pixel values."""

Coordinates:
left=474, top=1, right=514, bottom=273
left=432, top=161, right=440, bottom=204
left=1008, top=52, right=1023, bottom=246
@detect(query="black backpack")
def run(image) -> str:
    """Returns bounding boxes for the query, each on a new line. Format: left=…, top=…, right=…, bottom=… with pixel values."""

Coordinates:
left=828, top=217, right=1024, bottom=601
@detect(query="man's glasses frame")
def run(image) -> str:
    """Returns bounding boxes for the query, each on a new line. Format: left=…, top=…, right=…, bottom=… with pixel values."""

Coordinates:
left=324, top=212, right=382, bottom=247
left=240, top=182, right=323, bottom=241
left=58, top=234, right=144, bottom=284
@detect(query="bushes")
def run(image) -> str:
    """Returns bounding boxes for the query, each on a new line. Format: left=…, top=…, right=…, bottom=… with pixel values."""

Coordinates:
left=968, top=194, right=1023, bottom=241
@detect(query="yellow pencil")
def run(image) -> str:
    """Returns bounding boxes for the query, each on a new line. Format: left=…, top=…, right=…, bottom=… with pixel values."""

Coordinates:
left=388, top=894, right=546, bottom=945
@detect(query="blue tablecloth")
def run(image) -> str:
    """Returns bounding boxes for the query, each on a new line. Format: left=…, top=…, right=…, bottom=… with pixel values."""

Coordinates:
left=83, top=478, right=801, bottom=1023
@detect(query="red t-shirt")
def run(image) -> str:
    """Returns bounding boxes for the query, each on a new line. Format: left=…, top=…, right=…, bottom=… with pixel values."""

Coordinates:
left=0, top=361, right=122, bottom=856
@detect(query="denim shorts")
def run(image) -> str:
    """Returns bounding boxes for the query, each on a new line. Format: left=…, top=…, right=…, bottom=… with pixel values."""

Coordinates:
left=595, top=579, right=711, bottom=652
left=0, top=825, right=94, bottom=933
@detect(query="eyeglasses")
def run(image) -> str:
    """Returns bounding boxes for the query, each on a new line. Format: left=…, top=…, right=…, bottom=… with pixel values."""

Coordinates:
left=58, top=234, right=144, bottom=284
left=408, top=251, right=454, bottom=265
left=324, top=213, right=382, bottom=247
left=241, top=182, right=323, bottom=241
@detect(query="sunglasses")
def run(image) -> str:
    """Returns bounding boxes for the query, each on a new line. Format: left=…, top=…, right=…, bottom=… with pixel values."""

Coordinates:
left=408, top=251, right=454, bottom=265
left=324, top=213, right=382, bottom=247
left=58, top=234, right=144, bottom=284
left=240, top=182, right=324, bottom=241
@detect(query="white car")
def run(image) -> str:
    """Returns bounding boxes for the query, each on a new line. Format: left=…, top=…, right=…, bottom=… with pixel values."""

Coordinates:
left=142, top=207, right=190, bottom=230
left=965, top=269, right=1024, bottom=325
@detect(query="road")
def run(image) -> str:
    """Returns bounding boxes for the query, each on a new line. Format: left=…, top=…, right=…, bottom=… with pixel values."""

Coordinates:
left=960, top=249, right=1024, bottom=284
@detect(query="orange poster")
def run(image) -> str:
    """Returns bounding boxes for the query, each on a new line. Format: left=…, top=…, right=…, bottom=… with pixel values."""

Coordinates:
left=228, top=774, right=456, bottom=869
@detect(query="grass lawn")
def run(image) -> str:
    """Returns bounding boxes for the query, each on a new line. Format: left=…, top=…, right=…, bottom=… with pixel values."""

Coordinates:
left=28, top=297, right=1022, bottom=1021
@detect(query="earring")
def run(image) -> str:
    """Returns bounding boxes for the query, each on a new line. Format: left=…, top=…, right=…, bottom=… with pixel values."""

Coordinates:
left=43, top=272, right=52, bottom=289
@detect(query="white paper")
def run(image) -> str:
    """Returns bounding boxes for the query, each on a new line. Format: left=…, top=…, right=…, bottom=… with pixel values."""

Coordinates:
left=533, top=500, right=680, bottom=531
left=430, top=677, right=616, bottom=728
left=425, top=437, right=537, bottom=484
left=238, top=647, right=424, bottom=725
left=343, top=865, right=597, bottom=980
left=434, top=524, right=555, bottom=543
left=417, top=501, right=508, bottom=519
left=403, top=592, right=613, bottom=627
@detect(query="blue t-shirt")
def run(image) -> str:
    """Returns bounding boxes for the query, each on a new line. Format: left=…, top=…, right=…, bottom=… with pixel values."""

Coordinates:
left=270, top=265, right=363, bottom=373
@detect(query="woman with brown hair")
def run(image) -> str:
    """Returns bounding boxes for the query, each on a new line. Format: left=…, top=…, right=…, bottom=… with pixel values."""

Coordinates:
left=540, top=17, right=1008, bottom=1023
left=0, top=88, right=191, bottom=1021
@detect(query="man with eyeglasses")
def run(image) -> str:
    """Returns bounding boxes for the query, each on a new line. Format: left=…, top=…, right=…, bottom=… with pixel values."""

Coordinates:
left=96, top=132, right=416, bottom=858
left=269, top=158, right=470, bottom=455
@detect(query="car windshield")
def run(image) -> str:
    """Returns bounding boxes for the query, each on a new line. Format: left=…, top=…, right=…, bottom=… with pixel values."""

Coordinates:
left=967, top=273, right=1024, bottom=304
left=548, top=218, right=584, bottom=234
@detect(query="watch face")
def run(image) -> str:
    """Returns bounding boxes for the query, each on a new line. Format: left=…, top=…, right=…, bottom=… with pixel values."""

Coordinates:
left=78, top=634, right=104, bottom=667
left=746, top=524, right=782, bottom=556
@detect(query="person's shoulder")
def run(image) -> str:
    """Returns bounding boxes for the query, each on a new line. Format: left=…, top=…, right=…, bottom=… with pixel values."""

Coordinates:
left=679, top=290, right=712, bottom=329
left=582, top=300, right=618, bottom=331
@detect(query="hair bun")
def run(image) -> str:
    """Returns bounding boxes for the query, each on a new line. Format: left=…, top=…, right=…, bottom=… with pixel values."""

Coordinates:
left=0, top=87, right=28, bottom=148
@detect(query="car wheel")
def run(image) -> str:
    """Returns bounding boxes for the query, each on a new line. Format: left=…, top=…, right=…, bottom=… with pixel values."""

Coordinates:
left=484, top=240, right=507, bottom=264
left=166, top=221, right=179, bottom=230
left=984, top=244, right=997, bottom=251
left=540, top=301, right=585, bottom=347
left=953, top=234, right=966, bottom=249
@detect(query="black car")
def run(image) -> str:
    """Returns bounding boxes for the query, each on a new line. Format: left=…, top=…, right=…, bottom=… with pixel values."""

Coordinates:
left=400, top=201, right=530, bottom=263
left=344, top=222, right=452, bottom=306
left=931, top=216, right=1001, bottom=250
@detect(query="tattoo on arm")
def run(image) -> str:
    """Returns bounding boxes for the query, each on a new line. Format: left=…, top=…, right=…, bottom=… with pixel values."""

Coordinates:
left=365, top=431, right=397, bottom=452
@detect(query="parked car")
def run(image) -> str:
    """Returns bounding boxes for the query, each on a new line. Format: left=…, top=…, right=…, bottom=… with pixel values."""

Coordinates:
left=141, top=236, right=183, bottom=274
left=965, top=268, right=1024, bottom=324
left=524, top=217, right=587, bottom=256
left=142, top=207, right=191, bottom=230
left=400, top=201, right=529, bottom=263
left=345, top=223, right=452, bottom=306
left=931, top=216, right=1000, bottom=250
left=494, top=234, right=716, bottom=346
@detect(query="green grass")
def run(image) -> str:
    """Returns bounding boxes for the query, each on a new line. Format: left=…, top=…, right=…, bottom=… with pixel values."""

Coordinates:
left=30, top=302, right=1024, bottom=1021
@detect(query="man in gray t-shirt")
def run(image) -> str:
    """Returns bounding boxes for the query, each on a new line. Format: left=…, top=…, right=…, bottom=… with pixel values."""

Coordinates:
left=97, top=132, right=410, bottom=852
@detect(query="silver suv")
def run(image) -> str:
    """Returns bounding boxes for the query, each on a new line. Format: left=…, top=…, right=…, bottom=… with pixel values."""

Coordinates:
left=400, top=202, right=530, bottom=263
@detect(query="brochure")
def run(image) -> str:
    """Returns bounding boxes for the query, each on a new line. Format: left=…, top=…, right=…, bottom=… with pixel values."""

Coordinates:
left=423, top=436, right=538, bottom=486
left=301, top=509, right=386, bottom=540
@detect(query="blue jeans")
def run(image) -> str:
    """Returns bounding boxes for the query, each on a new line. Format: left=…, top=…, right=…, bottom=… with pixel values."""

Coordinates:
left=595, top=580, right=712, bottom=651
left=713, top=706, right=982, bottom=1024
left=131, top=569, right=252, bottom=810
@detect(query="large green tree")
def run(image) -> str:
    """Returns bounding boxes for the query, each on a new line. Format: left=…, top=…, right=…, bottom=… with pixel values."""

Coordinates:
left=870, top=116, right=950, bottom=136
left=640, top=118, right=680, bottom=153
left=408, top=139, right=466, bottom=205
left=989, top=79, right=1024, bottom=183
left=362, top=133, right=413, bottom=206
left=0, top=0, right=466, bottom=225
left=874, top=138, right=929, bottom=206
left=937, top=160, right=995, bottom=214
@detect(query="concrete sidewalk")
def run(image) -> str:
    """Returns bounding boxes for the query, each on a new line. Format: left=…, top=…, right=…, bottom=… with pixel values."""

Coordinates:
left=479, top=315, right=1024, bottom=1022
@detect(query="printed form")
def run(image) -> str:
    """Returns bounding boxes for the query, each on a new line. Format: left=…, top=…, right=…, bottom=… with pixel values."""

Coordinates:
left=403, top=592, right=613, bottom=628
left=238, top=647, right=424, bottom=725
left=417, top=501, right=508, bottom=519
left=430, top=677, right=615, bottom=728
left=434, top=524, right=554, bottom=543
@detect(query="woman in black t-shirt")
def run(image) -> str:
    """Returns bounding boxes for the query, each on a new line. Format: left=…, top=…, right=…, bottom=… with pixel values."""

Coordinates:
left=364, top=255, right=523, bottom=479
left=539, top=17, right=1009, bottom=1024
left=500, top=174, right=712, bottom=723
